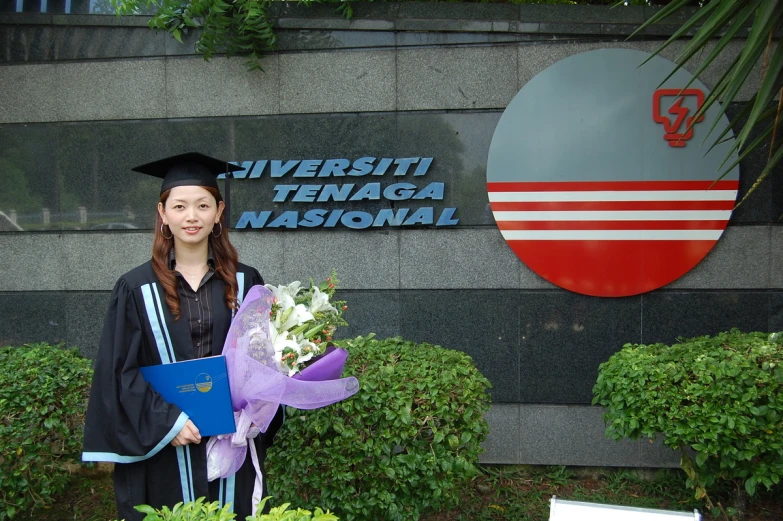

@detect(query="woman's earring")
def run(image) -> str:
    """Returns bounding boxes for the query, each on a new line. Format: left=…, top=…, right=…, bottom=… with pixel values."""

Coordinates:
left=160, top=224, right=173, bottom=240
left=212, top=222, right=222, bottom=238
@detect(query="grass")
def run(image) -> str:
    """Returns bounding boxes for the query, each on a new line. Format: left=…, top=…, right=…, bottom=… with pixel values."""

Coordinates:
left=14, top=464, right=783, bottom=521
left=419, top=466, right=783, bottom=521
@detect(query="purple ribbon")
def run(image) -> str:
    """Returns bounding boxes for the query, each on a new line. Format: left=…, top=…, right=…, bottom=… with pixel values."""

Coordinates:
left=206, top=285, right=359, bottom=481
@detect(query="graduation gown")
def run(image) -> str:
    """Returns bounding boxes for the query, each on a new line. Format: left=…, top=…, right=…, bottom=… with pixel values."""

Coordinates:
left=82, top=260, right=283, bottom=521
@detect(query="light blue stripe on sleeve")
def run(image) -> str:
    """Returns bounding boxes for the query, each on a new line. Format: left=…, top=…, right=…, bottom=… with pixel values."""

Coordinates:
left=151, top=283, right=177, bottom=363
left=81, top=412, right=189, bottom=463
left=141, top=284, right=172, bottom=365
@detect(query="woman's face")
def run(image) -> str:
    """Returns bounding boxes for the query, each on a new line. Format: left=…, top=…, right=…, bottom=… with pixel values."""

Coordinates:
left=158, top=185, right=224, bottom=246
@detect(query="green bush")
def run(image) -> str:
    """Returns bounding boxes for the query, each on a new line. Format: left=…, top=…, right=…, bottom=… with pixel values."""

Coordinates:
left=266, top=335, right=492, bottom=521
left=592, top=330, right=783, bottom=505
left=0, top=343, right=93, bottom=520
left=133, top=497, right=338, bottom=521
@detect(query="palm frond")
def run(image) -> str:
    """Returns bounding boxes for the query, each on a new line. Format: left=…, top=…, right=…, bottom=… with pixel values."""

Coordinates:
left=632, top=0, right=783, bottom=203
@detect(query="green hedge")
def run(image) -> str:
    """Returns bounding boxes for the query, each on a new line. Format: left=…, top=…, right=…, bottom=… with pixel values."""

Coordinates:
left=0, top=344, right=93, bottom=520
left=132, top=497, right=338, bottom=521
left=593, top=330, right=783, bottom=506
left=266, top=335, right=492, bottom=521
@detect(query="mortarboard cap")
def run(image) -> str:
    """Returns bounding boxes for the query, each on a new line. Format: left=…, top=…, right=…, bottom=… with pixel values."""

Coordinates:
left=132, top=152, right=244, bottom=196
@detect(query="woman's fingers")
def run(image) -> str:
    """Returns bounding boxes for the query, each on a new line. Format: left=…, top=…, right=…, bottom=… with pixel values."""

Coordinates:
left=171, top=419, right=202, bottom=446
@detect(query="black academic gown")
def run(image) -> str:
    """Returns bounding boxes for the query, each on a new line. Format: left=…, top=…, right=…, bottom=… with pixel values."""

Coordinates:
left=82, top=260, right=283, bottom=521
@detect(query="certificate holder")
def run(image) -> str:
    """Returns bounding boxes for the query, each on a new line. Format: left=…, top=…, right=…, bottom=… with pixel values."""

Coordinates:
left=141, top=355, right=236, bottom=436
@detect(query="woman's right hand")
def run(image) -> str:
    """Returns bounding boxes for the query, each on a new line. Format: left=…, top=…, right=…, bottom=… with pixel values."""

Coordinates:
left=171, top=419, right=201, bottom=446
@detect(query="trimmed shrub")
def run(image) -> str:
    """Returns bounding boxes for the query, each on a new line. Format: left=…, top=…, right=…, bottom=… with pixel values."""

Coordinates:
left=266, top=335, right=492, bottom=521
left=0, top=343, right=93, bottom=520
left=132, top=497, right=338, bottom=521
left=592, top=330, right=783, bottom=508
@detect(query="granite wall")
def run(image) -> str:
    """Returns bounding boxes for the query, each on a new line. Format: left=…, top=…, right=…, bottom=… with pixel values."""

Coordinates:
left=1, top=3, right=781, bottom=467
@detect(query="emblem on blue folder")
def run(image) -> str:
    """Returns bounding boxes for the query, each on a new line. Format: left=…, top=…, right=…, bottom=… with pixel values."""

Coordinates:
left=141, top=356, right=235, bottom=436
left=195, top=373, right=213, bottom=393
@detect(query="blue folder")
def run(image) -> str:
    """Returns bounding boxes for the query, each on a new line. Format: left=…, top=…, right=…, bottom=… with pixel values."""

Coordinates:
left=140, top=356, right=236, bottom=436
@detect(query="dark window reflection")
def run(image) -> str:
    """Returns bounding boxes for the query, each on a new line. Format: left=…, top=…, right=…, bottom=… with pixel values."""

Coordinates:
left=0, top=113, right=501, bottom=232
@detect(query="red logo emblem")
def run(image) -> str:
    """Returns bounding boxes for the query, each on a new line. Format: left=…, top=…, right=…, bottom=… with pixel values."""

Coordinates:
left=652, top=89, right=705, bottom=147
left=486, top=50, right=739, bottom=298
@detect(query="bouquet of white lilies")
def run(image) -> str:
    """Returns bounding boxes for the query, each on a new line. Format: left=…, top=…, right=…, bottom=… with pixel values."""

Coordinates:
left=264, top=272, right=347, bottom=376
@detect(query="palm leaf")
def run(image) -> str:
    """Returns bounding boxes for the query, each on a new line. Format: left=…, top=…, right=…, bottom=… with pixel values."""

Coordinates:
left=735, top=30, right=783, bottom=148
left=735, top=142, right=783, bottom=208
left=714, top=118, right=775, bottom=183
left=631, top=0, right=783, bottom=202
left=656, top=1, right=757, bottom=94
left=686, top=3, right=779, bottom=135
left=630, top=0, right=721, bottom=69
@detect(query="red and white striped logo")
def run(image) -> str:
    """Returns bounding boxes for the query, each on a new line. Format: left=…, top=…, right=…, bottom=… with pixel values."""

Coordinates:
left=488, top=180, right=738, bottom=296
left=486, top=48, right=740, bottom=297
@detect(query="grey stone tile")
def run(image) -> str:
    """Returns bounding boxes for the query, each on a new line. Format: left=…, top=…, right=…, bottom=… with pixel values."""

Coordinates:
left=332, top=289, right=401, bottom=341
left=275, top=19, right=395, bottom=32
left=0, top=234, right=65, bottom=291
left=668, top=226, right=770, bottom=289
left=727, top=103, right=775, bottom=224
left=398, top=46, right=517, bottom=111
left=268, top=2, right=400, bottom=21
left=231, top=231, right=286, bottom=286
left=772, top=228, right=783, bottom=289
left=58, top=59, right=166, bottom=121
left=0, top=25, right=165, bottom=63
left=400, top=228, right=521, bottom=289
left=54, top=119, right=167, bottom=231
left=641, top=291, right=771, bottom=346
left=65, top=291, right=111, bottom=360
left=163, top=27, right=200, bottom=57
left=638, top=434, right=681, bottom=468
left=62, top=232, right=152, bottom=291
left=0, top=292, right=67, bottom=347
left=518, top=41, right=760, bottom=102
left=166, top=56, right=280, bottom=118
left=233, top=111, right=398, bottom=160
left=518, top=405, right=641, bottom=466
left=396, top=31, right=523, bottom=47
left=0, top=124, right=62, bottom=230
left=519, top=292, right=641, bottom=404
left=768, top=292, right=783, bottom=331
left=394, top=111, right=501, bottom=227
left=519, top=263, right=559, bottom=290
left=399, top=289, right=521, bottom=402
left=538, top=23, right=603, bottom=35
left=397, top=3, right=519, bottom=21
left=279, top=229, right=399, bottom=290
left=279, top=50, right=395, bottom=114
left=276, top=29, right=395, bottom=52
left=517, top=22, right=540, bottom=33
left=479, top=403, right=521, bottom=465
left=519, top=4, right=644, bottom=24
left=395, top=19, right=494, bottom=33
left=0, top=63, right=60, bottom=123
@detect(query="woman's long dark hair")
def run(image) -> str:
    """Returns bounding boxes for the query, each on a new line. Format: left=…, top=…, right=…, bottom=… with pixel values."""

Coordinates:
left=151, top=186, right=239, bottom=319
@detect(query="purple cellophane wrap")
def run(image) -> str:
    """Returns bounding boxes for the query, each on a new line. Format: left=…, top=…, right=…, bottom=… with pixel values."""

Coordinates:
left=206, top=285, right=359, bottom=480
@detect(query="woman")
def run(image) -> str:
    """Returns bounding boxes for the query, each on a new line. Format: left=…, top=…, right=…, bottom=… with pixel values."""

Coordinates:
left=82, top=153, right=283, bottom=521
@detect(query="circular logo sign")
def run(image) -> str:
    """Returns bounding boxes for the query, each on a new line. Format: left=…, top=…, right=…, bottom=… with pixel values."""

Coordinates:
left=487, top=49, right=739, bottom=297
left=195, top=373, right=213, bottom=393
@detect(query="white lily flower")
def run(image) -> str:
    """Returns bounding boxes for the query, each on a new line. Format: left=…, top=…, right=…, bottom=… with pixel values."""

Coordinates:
left=265, top=281, right=302, bottom=309
left=309, top=286, right=338, bottom=314
left=275, top=304, right=314, bottom=332
left=269, top=323, right=298, bottom=354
